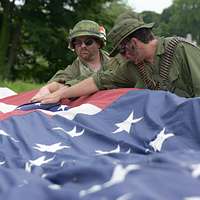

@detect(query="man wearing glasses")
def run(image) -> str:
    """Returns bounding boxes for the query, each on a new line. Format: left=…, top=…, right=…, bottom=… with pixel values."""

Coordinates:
left=32, top=14, right=200, bottom=104
left=32, top=20, right=109, bottom=101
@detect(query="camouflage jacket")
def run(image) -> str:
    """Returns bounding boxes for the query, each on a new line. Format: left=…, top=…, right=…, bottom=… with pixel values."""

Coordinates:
left=49, top=50, right=109, bottom=86
left=93, top=37, right=200, bottom=97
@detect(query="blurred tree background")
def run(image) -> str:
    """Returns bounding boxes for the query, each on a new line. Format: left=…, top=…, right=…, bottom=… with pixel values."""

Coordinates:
left=0, top=0, right=200, bottom=84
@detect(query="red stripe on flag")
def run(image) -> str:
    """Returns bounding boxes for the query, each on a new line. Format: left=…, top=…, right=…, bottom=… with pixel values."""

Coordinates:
left=1, top=88, right=139, bottom=108
left=63, top=88, right=139, bottom=108
left=0, top=88, right=140, bottom=120
left=0, top=89, right=38, bottom=105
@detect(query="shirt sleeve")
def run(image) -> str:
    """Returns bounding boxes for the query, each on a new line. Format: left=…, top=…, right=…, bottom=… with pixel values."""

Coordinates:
left=183, top=43, right=200, bottom=96
left=48, top=61, right=80, bottom=85
left=64, top=72, right=94, bottom=86
left=174, top=42, right=200, bottom=97
left=93, top=54, right=138, bottom=90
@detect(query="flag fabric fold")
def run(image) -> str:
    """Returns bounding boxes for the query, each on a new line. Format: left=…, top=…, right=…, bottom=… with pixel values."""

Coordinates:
left=0, top=88, right=200, bottom=200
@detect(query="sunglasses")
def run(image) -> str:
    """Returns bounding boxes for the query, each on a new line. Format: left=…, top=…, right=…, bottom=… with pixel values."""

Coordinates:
left=73, top=38, right=95, bottom=47
left=118, top=45, right=127, bottom=55
left=118, top=40, right=135, bottom=55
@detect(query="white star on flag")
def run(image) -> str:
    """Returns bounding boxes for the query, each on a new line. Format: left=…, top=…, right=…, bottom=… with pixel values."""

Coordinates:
left=190, top=163, right=200, bottom=178
left=0, top=161, right=5, bottom=165
left=0, top=129, right=19, bottom=142
left=52, top=126, right=84, bottom=137
left=48, top=184, right=61, bottom=190
left=29, top=155, right=55, bottom=166
left=33, top=142, right=70, bottom=153
left=95, top=144, right=121, bottom=155
left=25, top=155, right=55, bottom=172
left=104, top=164, right=140, bottom=187
left=80, top=164, right=140, bottom=197
left=39, top=103, right=102, bottom=120
left=116, top=193, right=133, bottom=200
left=149, top=128, right=174, bottom=152
left=56, top=104, right=101, bottom=120
left=18, top=180, right=28, bottom=188
left=57, top=105, right=68, bottom=111
left=184, top=197, right=200, bottom=200
left=113, top=111, right=143, bottom=134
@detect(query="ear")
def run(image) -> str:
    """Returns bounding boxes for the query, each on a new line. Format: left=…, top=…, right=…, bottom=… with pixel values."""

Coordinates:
left=128, top=38, right=138, bottom=50
left=97, top=43, right=101, bottom=49
left=130, top=37, right=138, bottom=46
left=96, top=40, right=101, bottom=49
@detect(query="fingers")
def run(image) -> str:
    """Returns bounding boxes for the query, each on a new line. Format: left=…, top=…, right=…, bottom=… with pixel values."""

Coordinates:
left=40, top=99, right=55, bottom=104
left=30, top=93, right=44, bottom=103
left=31, top=87, right=51, bottom=102
left=30, top=96, right=38, bottom=103
left=30, top=96, right=41, bottom=103
left=30, top=96, right=52, bottom=104
left=32, top=92, right=61, bottom=104
left=30, top=88, right=62, bottom=104
left=40, top=96, right=60, bottom=104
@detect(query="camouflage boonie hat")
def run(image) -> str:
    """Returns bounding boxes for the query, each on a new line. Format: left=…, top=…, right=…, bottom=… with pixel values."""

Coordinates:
left=68, top=20, right=106, bottom=49
left=108, top=18, right=154, bottom=57
left=114, top=10, right=142, bottom=24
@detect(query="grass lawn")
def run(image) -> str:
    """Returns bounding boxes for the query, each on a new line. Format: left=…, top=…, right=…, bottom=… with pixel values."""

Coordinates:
left=0, top=80, right=44, bottom=93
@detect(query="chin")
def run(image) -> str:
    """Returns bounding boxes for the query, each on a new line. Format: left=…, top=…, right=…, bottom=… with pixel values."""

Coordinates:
left=133, top=58, right=142, bottom=65
left=133, top=60, right=139, bottom=65
left=127, top=58, right=137, bottom=64
left=80, top=55, right=90, bottom=61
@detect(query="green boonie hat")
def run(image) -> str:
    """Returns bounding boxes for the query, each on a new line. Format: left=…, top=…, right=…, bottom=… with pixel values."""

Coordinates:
left=108, top=18, right=154, bottom=57
left=68, top=20, right=106, bottom=49
left=114, top=10, right=142, bottom=24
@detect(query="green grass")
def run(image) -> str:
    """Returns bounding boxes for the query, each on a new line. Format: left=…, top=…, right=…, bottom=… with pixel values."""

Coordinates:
left=0, top=80, right=44, bottom=93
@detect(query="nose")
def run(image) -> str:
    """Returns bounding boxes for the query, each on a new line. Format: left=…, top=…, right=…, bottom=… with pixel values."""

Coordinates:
left=123, top=50, right=131, bottom=59
left=80, top=42, right=87, bottom=48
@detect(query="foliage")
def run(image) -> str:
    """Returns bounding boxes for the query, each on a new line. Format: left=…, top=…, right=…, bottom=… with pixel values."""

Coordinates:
left=141, top=11, right=161, bottom=35
left=0, top=0, right=123, bottom=82
left=168, top=0, right=200, bottom=42
left=0, top=80, right=44, bottom=93
left=154, top=0, right=200, bottom=42
left=1, top=0, right=200, bottom=84
left=98, top=1, right=133, bottom=52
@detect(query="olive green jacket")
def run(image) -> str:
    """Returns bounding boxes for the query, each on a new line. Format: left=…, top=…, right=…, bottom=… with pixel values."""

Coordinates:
left=49, top=50, right=109, bottom=86
left=93, top=37, right=200, bottom=97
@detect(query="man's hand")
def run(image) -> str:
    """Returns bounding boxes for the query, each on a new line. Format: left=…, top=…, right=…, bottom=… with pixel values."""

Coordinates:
left=31, top=82, right=65, bottom=102
left=31, top=77, right=98, bottom=104
left=33, top=87, right=66, bottom=104
left=31, top=86, right=51, bottom=102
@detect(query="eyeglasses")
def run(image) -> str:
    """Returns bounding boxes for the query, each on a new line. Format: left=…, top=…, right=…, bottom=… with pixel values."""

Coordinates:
left=73, top=38, right=95, bottom=48
left=118, top=44, right=127, bottom=55
left=118, top=38, right=134, bottom=55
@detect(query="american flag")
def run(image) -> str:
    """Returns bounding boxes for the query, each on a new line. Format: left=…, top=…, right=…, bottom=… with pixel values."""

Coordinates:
left=0, top=88, right=200, bottom=200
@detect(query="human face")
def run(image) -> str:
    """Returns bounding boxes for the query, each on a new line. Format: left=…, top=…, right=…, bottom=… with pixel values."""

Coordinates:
left=73, top=36, right=100, bottom=62
left=118, top=37, right=144, bottom=64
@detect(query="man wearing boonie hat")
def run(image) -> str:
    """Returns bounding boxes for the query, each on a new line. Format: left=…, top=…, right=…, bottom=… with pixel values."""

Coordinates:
left=32, top=12, right=200, bottom=104
left=31, top=20, right=109, bottom=102
left=101, top=16, right=200, bottom=97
